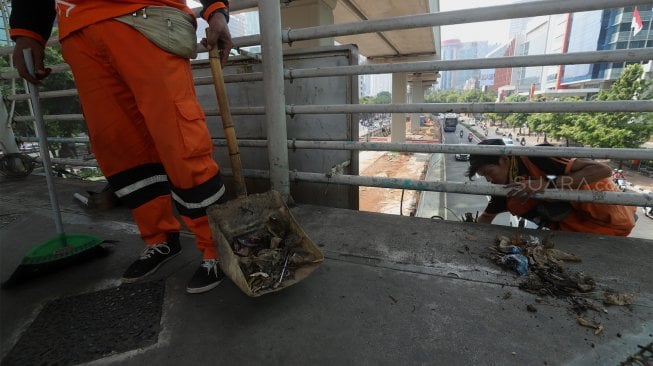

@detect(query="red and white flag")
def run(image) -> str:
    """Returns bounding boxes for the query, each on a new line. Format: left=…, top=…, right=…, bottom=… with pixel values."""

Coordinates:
left=631, top=7, right=643, bottom=35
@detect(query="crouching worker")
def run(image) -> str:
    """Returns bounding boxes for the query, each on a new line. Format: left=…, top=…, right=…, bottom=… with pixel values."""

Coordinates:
left=465, top=139, right=636, bottom=236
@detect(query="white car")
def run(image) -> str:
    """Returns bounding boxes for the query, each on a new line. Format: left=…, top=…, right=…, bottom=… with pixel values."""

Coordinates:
left=502, top=138, right=514, bottom=145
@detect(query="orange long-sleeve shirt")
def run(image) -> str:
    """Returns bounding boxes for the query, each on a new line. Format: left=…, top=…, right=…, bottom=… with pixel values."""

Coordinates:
left=10, top=0, right=228, bottom=45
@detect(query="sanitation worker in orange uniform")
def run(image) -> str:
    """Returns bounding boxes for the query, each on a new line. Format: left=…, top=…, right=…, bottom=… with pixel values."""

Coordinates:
left=466, top=139, right=636, bottom=236
left=10, top=0, right=233, bottom=293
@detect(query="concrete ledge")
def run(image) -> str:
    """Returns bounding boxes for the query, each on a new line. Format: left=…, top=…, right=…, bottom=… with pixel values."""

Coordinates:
left=1, top=176, right=652, bottom=365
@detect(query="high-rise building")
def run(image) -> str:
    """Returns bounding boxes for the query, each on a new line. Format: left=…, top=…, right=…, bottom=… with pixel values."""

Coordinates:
left=439, top=39, right=495, bottom=90
left=552, top=6, right=653, bottom=90
left=556, top=10, right=603, bottom=88
left=484, top=38, right=517, bottom=94
left=488, top=5, right=652, bottom=100
left=359, top=73, right=372, bottom=97
left=508, top=0, right=538, bottom=39
left=593, top=5, right=652, bottom=82
left=439, top=39, right=462, bottom=90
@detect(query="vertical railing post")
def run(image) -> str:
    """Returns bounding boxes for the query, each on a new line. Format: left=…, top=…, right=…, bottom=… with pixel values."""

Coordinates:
left=259, top=0, right=291, bottom=199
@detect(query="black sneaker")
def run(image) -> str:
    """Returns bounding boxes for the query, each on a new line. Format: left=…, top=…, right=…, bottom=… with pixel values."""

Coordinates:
left=122, top=233, right=181, bottom=283
left=186, top=259, right=225, bottom=294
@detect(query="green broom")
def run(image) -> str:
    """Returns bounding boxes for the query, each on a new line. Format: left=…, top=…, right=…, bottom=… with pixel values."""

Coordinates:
left=2, top=49, right=108, bottom=288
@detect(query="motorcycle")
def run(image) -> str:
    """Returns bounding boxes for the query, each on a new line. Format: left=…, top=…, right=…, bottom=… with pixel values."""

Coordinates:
left=467, top=133, right=473, bottom=142
left=643, top=206, right=653, bottom=219
left=612, top=169, right=628, bottom=192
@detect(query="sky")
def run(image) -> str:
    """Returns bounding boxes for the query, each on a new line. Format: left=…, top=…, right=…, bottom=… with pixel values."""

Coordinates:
left=438, top=0, right=515, bottom=44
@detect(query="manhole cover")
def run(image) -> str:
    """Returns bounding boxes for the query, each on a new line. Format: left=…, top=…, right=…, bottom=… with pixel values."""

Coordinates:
left=2, top=281, right=165, bottom=365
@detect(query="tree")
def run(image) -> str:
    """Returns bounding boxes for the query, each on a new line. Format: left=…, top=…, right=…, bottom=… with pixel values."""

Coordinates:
left=561, top=64, right=653, bottom=148
left=504, top=94, right=528, bottom=130
left=375, top=91, right=391, bottom=104
left=527, top=97, right=580, bottom=143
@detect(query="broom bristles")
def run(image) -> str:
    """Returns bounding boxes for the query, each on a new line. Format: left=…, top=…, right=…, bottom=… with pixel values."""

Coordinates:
left=1, top=245, right=112, bottom=289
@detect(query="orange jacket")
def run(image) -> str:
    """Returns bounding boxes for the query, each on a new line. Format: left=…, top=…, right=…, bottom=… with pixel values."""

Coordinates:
left=9, top=0, right=228, bottom=44
left=507, top=156, right=635, bottom=236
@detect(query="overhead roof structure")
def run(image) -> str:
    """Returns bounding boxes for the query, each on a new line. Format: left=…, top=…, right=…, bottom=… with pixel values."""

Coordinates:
left=332, top=0, right=440, bottom=62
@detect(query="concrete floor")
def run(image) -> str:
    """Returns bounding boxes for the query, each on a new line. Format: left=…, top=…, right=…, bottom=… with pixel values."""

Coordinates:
left=1, top=175, right=652, bottom=365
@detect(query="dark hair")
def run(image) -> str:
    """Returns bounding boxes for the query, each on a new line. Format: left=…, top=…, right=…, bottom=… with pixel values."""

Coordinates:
left=465, top=138, right=505, bottom=179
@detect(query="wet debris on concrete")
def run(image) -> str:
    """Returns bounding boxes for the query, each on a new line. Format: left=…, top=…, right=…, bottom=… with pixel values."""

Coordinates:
left=486, top=234, right=638, bottom=332
left=604, top=291, right=637, bottom=306
left=577, top=317, right=603, bottom=335
left=619, top=342, right=653, bottom=366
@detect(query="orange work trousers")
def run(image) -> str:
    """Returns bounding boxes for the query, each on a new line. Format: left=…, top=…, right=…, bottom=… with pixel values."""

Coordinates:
left=61, top=19, right=221, bottom=259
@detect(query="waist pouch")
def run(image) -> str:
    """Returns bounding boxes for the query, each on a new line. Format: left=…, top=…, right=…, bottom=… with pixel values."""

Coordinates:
left=115, top=6, right=197, bottom=59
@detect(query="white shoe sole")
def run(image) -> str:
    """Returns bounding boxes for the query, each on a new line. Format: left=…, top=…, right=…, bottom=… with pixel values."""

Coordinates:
left=186, top=278, right=223, bottom=294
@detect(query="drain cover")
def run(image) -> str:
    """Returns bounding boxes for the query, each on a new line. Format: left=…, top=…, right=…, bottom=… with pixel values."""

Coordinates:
left=2, top=281, right=165, bottom=366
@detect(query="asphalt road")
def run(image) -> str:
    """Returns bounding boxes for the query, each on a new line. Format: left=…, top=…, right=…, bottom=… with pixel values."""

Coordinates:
left=441, top=126, right=518, bottom=227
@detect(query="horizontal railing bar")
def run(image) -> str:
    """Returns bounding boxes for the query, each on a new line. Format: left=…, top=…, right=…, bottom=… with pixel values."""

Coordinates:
left=191, top=48, right=653, bottom=85
left=39, top=158, right=652, bottom=206
left=0, top=64, right=71, bottom=80
left=27, top=136, right=650, bottom=161
left=285, top=49, right=653, bottom=79
left=291, top=171, right=653, bottom=207
left=12, top=99, right=653, bottom=123
left=210, top=139, right=653, bottom=160
left=5, top=89, right=79, bottom=101
left=6, top=48, right=650, bottom=90
left=287, top=101, right=653, bottom=114
left=283, top=0, right=651, bottom=45
left=288, top=141, right=653, bottom=160
left=13, top=114, right=86, bottom=122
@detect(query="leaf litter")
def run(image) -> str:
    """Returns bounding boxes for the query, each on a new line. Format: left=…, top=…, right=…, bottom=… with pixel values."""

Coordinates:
left=487, top=234, right=638, bottom=333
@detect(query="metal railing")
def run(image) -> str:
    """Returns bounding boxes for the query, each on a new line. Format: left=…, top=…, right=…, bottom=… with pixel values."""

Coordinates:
left=1, top=0, right=652, bottom=208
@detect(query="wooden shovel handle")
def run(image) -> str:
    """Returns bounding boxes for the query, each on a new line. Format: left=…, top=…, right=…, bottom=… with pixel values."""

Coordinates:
left=207, top=47, right=247, bottom=198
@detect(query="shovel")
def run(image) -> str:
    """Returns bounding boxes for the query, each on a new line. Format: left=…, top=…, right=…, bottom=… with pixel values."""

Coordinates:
left=205, top=44, right=323, bottom=297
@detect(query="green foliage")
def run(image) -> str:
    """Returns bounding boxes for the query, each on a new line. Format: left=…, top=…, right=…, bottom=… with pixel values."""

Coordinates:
left=376, top=91, right=391, bottom=104
left=484, top=112, right=500, bottom=123
left=1, top=42, right=86, bottom=147
left=525, top=64, right=652, bottom=148
left=360, top=91, right=392, bottom=104
left=502, top=94, right=527, bottom=128
left=425, top=89, right=496, bottom=103
left=527, top=97, right=581, bottom=141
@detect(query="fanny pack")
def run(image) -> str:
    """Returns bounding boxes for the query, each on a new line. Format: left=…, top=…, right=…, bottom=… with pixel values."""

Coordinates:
left=115, top=6, right=198, bottom=59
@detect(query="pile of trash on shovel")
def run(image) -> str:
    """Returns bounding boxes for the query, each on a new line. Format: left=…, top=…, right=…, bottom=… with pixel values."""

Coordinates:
left=230, top=214, right=319, bottom=294
left=488, top=234, right=637, bottom=334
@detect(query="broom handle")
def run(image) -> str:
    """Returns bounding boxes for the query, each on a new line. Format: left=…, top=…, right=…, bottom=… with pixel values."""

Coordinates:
left=23, top=48, right=65, bottom=236
left=207, top=42, right=248, bottom=198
